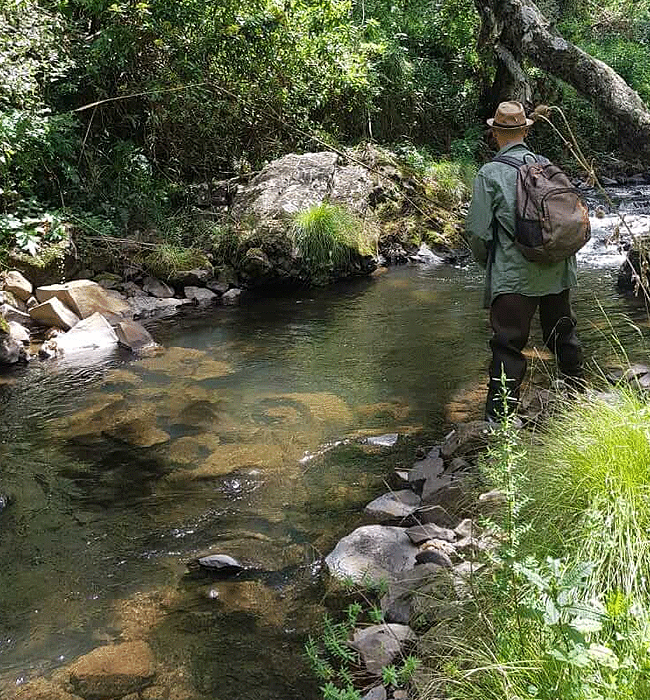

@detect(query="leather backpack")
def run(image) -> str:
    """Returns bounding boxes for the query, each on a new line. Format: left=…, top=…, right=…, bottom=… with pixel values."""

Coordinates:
left=492, top=154, right=591, bottom=264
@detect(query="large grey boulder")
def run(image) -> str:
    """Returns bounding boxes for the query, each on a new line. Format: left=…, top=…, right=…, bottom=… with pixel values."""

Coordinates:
left=231, top=152, right=339, bottom=220
left=350, top=624, right=416, bottom=675
left=184, top=286, right=218, bottom=305
left=325, top=525, right=418, bottom=584
left=29, top=297, right=80, bottom=330
left=55, top=313, right=118, bottom=355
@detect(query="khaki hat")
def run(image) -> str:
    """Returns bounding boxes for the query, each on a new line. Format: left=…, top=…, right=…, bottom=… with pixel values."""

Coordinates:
left=487, top=101, right=534, bottom=129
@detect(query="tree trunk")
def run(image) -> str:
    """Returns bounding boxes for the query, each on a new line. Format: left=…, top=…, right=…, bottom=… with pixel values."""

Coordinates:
left=475, top=0, right=650, bottom=158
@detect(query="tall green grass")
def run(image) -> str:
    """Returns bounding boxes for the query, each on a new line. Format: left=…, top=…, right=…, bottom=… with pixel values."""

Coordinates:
left=291, top=203, right=377, bottom=277
left=417, top=386, right=650, bottom=700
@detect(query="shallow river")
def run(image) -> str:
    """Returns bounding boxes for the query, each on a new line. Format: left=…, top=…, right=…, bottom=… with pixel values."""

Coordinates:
left=0, top=212, right=648, bottom=699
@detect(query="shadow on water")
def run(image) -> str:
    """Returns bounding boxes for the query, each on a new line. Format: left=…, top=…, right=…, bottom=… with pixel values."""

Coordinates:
left=1, top=216, right=650, bottom=697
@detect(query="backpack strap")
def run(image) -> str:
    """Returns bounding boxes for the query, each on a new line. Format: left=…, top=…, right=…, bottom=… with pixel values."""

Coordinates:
left=491, top=155, right=523, bottom=169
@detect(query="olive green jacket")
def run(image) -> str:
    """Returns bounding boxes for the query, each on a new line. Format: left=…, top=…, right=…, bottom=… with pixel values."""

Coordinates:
left=466, top=142, right=578, bottom=308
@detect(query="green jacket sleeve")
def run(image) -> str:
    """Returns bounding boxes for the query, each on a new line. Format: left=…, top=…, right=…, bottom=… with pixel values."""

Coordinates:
left=465, top=172, right=494, bottom=269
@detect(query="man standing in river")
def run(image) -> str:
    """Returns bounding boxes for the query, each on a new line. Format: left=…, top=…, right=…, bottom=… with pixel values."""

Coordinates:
left=466, top=101, right=584, bottom=422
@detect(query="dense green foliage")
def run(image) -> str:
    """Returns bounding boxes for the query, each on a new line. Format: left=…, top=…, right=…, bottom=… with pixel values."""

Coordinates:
left=1, top=0, right=650, bottom=264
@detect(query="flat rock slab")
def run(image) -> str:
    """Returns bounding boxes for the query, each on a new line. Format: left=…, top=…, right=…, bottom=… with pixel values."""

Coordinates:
left=29, top=297, right=80, bottom=330
left=68, top=641, right=155, bottom=700
left=55, top=313, right=118, bottom=354
left=2, top=303, right=33, bottom=325
left=325, top=525, right=418, bottom=585
left=413, top=504, right=455, bottom=528
left=350, top=623, right=416, bottom=675
left=406, top=523, right=456, bottom=545
left=364, top=490, right=421, bottom=519
left=36, top=280, right=131, bottom=323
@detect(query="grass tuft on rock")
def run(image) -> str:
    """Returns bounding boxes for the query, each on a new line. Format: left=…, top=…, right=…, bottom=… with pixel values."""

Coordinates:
left=292, top=203, right=377, bottom=277
left=142, top=244, right=210, bottom=281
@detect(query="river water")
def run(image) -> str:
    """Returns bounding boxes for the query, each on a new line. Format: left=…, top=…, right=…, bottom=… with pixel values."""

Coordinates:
left=0, top=211, right=648, bottom=699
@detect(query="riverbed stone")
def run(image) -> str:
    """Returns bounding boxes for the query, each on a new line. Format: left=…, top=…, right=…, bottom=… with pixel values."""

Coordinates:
left=171, top=268, right=212, bottom=287
left=421, top=474, right=454, bottom=503
left=221, top=288, right=242, bottom=305
left=114, top=320, right=155, bottom=351
left=416, top=546, right=453, bottom=568
left=325, top=525, right=418, bottom=584
left=8, top=321, right=30, bottom=344
left=364, top=490, right=421, bottom=519
left=350, top=623, right=416, bottom=675
left=440, top=421, right=491, bottom=458
left=413, top=504, right=455, bottom=528
left=184, top=286, right=217, bottom=305
left=0, top=331, right=26, bottom=365
left=68, top=641, right=155, bottom=700
left=29, top=297, right=80, bottom=330
left=362, top=685, right=387, bottom=700
left=206, top=280, right=229, bottom=295
left=11, top=679, right=84, bottom=700
left=190, top=553, right=246, bottom=574
left=406, top=523, right=456, bottom=545
left=455, top=518, right=478, bottom=539
left=121, top=281, right=148, bottom=297
left=55, top=313, right=118, bottom=354
left=408, top=455, right=444, bottom=490
left=142, top=276, right=175, bottom=298
left=2, top=270, right=33, bottom=301
left=128, top=296, right=192, bottom=319
left=2, top=303, right=33, bottom=325
left=380, top=563, right=445, bottom=624
left=0, top=290, right=25, bottom=310
left=35, top=280, right=131, bottom=323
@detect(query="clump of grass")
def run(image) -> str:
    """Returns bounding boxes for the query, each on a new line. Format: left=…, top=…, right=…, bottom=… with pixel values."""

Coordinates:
left=292, top=203, right=377, bottom=277
left=424, top=159, right=476, bottom=209
left=524, top=386, right=650, bottom=597
left=142, top=244, right=210, bottom=280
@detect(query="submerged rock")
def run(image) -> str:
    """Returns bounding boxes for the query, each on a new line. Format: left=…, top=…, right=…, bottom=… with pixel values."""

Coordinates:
left=325, top=525, right=418, bottom=584
left=67, top=641, right=155, bottom=700
left=11, top=679, right=84, bottom=700
left=188, top=554, right=246, bottom=575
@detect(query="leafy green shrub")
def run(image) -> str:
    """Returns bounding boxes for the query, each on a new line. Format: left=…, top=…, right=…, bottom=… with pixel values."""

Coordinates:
left=292, top=204, right=377, bottom=277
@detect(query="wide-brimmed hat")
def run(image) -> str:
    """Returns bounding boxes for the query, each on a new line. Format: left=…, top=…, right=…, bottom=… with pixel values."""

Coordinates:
left=487, top=101, right=534, bottom=129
